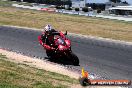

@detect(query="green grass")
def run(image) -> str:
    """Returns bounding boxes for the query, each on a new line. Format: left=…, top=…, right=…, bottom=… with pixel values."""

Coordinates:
left=0, top=0, right=12, bottom=6
left=0, top=0, right=132, bottom=42
left=0, top=54, right=78, bottom=88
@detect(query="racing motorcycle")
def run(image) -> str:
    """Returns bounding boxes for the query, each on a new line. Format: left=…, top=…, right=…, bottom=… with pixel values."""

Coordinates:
left=38, top=31, right=79, bottom=65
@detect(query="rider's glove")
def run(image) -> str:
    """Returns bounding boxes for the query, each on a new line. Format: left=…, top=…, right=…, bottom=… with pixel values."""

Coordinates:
left=41, top=42, right=44, bottom=46
left=44, top=45, right=51, bottom=50
left=51, top=47, right=55, bottom=50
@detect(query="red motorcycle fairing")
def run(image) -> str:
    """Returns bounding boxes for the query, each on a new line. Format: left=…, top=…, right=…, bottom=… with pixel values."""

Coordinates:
left=38, top=35, right=43, bottom=45
left=65, top=40, right=71, bottom=47
left=38, top=35, right=53, bottom=50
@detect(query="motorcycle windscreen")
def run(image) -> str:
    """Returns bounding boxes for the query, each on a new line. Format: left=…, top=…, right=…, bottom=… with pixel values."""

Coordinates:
left=55, top=37, right=66, bottom=46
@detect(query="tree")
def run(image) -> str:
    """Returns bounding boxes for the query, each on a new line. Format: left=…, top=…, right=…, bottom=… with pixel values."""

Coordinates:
left=97, top=9, right=101, bottom=13
left=66, top=7, right=72, bottom=10
left=61, top=0, right=71, bottom=7
left=82, top=7, right=88, bottom=12
left=10, top=0, right=71, bottom=6
left=75, top=8, right=79, bottom=11
left=122, top=1, right=129, bottom=4
left=109, top=0, right=121, bottom=3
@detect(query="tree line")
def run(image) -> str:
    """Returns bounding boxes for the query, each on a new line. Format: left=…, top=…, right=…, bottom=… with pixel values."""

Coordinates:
left=10, top=0, right=129, bottom=6
left=10, top=0, right=72, bottom=6
left=109, top=0, right=128, bottom=4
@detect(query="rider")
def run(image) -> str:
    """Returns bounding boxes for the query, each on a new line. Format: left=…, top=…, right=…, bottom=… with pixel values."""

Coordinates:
left=40, top=24, right=57, bottom=50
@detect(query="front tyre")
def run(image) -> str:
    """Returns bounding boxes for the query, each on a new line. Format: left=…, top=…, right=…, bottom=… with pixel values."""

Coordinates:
left=70, top=53, right=79, bottom=66
left=46, top=50, right=53, bottom=57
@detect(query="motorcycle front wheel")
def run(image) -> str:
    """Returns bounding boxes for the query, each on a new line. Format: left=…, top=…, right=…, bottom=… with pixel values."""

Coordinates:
left=69, top=52, right=79, bottom=66
left=46, top=50, right=53, bottom=57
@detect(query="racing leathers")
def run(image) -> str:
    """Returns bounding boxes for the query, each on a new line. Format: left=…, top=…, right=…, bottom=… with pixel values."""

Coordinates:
left=39, top=29, right=57, bottom=50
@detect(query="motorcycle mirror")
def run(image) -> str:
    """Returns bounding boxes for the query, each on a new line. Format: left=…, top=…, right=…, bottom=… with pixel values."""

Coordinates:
left=64, top=31, right=67, bottom=35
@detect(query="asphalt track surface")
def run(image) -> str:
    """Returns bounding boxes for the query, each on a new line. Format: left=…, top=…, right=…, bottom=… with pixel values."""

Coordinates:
left=0, top=26, right=132, bottom=81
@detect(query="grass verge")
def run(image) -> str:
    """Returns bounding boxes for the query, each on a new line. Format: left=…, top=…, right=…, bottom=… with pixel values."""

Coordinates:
left=0, top=0, right=132, bottom=42
left=0, top=53, right=78, bottom=88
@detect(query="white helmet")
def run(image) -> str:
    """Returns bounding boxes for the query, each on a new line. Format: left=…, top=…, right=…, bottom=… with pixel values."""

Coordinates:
left=44, top=24, right=52, bottom=32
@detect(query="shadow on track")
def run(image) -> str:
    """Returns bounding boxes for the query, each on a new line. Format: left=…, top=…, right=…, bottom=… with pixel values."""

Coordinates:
left=45, top=57, right=80, bottom=66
